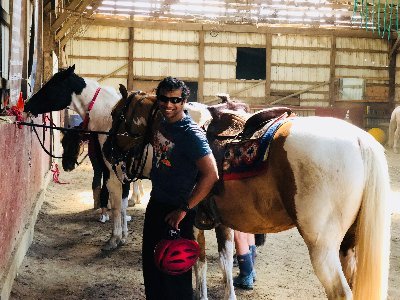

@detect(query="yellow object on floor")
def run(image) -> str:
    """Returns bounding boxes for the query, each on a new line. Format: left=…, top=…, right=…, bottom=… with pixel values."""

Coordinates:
left=368, top=127, right=386, bottom=144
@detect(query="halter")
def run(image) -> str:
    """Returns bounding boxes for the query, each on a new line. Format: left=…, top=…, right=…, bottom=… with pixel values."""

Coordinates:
left=82, top=87, right=101, bottom=129
left=108, top=92, right=159, bottom=182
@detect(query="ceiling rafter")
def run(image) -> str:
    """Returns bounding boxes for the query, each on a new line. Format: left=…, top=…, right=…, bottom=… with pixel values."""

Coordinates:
left=51, top=0, right=399, bottom=43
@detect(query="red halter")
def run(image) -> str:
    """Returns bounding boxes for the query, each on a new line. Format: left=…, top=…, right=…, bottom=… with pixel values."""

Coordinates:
left=82, top=87, right=101, bottom=129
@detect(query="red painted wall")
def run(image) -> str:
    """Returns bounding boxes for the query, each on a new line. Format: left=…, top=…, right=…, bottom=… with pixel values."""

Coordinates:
left=0, top=115, right=53, bottom=277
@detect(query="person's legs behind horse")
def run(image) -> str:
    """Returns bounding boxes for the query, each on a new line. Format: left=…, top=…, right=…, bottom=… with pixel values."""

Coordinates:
left=233, top=231, right=254, bottom=290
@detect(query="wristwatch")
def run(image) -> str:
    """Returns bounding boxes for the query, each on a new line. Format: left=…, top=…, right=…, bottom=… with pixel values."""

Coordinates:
left=179, top=202, right=191, bottom=213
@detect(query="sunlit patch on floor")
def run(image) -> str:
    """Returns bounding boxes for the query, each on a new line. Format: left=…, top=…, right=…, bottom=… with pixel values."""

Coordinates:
left=78, top=191, right=94, bottom=206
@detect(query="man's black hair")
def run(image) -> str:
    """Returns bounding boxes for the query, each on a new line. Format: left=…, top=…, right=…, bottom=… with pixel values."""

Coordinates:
left=156, top=77, right=190, bottom=100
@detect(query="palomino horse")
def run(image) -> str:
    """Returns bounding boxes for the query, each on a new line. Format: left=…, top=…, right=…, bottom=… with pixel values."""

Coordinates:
left=25, top=65, right=141, bottom=250
left=388, top=105, right=400, bottom=153
left=105, top=90, right=391, bottom=299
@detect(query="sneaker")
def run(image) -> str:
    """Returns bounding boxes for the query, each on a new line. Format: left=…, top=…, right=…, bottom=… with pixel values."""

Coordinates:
left=126, top=215, right=132, bottom=222
left=233, top=273, right=254, bottom=290
left=98, top=214, right=109, bottom=223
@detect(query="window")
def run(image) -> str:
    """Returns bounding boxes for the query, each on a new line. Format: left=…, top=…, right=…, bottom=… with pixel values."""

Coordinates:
left=0, top=0, right=10, bottom=110
left=236, top=47, right=266, bottom=80
left=339, top=78, right=365, bottom=100
left=1, top=0, right=10, bottom=80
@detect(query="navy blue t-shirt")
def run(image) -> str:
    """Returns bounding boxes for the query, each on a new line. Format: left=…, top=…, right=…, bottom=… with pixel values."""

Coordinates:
left=150, top=114, right=211, bottom=206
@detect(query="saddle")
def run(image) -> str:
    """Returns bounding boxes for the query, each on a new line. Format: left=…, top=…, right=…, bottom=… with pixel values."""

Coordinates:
left=208, top=106, right=293, bottom=181
left=195, top=107, right=293, bottom=230
left=241, top=107, right=293, bottom=139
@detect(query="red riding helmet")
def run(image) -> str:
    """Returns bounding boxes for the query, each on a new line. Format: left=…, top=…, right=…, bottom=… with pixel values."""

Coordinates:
left=154, top=238, right=201, bottom=275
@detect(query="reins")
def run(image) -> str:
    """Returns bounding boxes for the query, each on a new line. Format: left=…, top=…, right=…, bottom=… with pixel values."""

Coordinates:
left=108, top=93, right=159, bottom=182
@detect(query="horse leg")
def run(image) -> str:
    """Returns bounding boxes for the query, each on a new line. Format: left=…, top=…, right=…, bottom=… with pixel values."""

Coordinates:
left=387, top=116, right=395, bottom=148
left=132, top=181, right=142, bottom=205
left=138, top=180, right=145, bottom=202
left=304, top=235, right=352, bottom=300
left=121, top=182, right=131, bottom=242
left=394, top=124, right=400, bottom=153
left=339, top=226, right=356, bottom=289
left=215, top=225, right=236, bottom=300
left=103, top=172, right=123, bottom=251
left=194, top=227, right=208, bottom=300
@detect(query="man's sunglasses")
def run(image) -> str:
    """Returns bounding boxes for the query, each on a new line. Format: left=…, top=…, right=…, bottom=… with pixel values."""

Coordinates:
left=157, top=95, right=184, bottom=104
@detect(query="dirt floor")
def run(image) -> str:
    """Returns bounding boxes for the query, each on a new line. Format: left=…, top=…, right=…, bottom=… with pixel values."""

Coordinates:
left=9, top=147, right=400, bottom=300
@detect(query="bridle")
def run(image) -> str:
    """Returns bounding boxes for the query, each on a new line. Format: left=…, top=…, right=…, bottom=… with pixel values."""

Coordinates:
left=108, top=92, right=159, bottom=182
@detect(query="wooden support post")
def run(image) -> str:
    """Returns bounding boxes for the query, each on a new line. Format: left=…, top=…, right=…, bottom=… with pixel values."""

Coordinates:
left=127, top=26, right=134, bottom=90
left=198, top=30, right=205, bottom=103
left=33, top=0, right=44, bottom=93
left=42, top=2, right=56, bottom=82
left=388, top=39, right=397, bottom=109
left=265, top=32, right=272, bottom=102
left=329, top=34, right=336, bottom=106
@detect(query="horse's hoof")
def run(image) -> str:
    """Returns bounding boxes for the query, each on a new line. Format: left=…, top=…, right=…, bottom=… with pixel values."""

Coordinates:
left=101, top=240, right=119, bottom=251
left=119, top=238, right=126, bottom=246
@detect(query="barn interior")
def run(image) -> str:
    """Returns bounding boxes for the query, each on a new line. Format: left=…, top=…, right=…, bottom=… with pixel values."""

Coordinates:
left=0, top=0, right=399, bottom=299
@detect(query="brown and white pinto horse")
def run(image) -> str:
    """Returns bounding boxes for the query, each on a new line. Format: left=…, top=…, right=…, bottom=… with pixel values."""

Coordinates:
left=106, top=90, right=391, bottom=300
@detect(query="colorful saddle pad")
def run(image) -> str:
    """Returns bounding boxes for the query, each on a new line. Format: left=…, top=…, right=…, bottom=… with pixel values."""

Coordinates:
left=223, top=115, right=289, bottom=180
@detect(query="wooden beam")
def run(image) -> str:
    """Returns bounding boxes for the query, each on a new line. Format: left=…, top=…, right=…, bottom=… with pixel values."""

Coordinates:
left=329, top=34, right=337, bottom=106
left=97, top=64, right=128, bottom=83
left=127, top=26, right=134, bottom=90
left=269, top=81, right=330, bottom=105
left=50, top=0, right=81, bottom=32
left=68, top=55, right=128, bottom=60
left=388, top=39, right=397, bottom=108
left=198, top=30, right=205, bottom=103
left=230, top=81, right=266, bottom=96
left=265, top=33, right=272, bottom=101
left=55, top=0, right=93, bottom=41
left=389, top=36, right=400, bottom=58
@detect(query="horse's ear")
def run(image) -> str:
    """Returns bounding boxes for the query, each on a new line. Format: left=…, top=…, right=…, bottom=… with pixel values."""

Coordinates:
left=65, top=65, right=75, bottom=75
left=216, top=93, right=230, bottom=103
left=119, top=84, right=128, bottom=99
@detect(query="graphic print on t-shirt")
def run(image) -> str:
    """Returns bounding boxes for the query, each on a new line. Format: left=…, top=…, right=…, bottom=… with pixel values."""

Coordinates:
left=153, top=131, right=174, bottom=168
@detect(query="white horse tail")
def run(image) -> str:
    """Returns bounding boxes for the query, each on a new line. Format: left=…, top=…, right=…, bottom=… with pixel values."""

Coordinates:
left=353, top=136, right=391, bottom=300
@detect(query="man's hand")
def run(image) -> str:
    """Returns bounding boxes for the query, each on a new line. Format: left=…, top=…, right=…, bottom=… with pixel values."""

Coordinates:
left=165, top=209, right=186, bottom=230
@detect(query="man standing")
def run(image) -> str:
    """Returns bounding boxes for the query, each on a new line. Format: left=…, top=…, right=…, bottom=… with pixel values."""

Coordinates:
left=142, top=77, right=218, bottom=299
